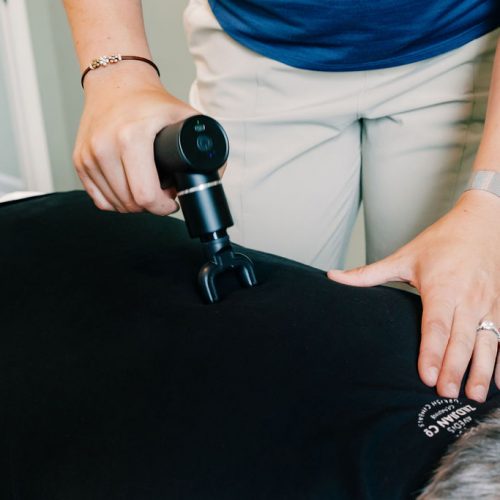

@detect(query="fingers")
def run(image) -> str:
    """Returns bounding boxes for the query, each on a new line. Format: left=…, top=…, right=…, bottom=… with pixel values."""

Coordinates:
left=418, top=292, right=455, bottom=387
left=84, top=160, right=126, bottom=212
left=465, top=328, right=499, bottom=402
left=90, top=138, right=144, bottom=213
left=435, top=308, right=480, bottom=399
left=74, top=130, right=178, bottom=216
left=120, top=127, right=179, bottom=216
left=419, top=286, right=499, bottom=402
left=331, top=254, right=494, bottom=400
left=467, top=309, right=500, bottom=401
left=75, top=150, right=142, bottom=213
left=496, top=345, right=500, bottom=390
left=327, top=254, right=406, bottom=287
left=486, top=298, right=500, bottom=390
left=77, top=170, right=115, bottom=212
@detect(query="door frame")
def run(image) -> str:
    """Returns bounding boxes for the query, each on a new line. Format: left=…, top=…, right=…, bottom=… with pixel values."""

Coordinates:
left=0, top=0, right=53, bottom=192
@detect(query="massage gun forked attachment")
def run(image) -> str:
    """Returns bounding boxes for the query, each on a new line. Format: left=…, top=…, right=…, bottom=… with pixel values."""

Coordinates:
left=154, top=115, right=258, bottom=303
left=200, top=231, right=257, bottom=304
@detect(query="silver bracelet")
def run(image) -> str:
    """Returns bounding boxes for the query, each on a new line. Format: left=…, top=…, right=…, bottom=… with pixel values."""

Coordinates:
left=465, top=170, right=500, bottom=198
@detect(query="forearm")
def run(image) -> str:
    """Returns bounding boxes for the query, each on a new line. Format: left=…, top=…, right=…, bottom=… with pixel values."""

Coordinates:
left=63, top=0, right=152, bottom=68
left=474, top=38, right=500, bottom=174
left=62, top=0, right=160, bottom=89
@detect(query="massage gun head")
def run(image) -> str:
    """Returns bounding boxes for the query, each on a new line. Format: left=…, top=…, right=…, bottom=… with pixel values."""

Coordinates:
left=153, top=115, right=257, bottom=303
left=154, top=115, right=229, bottom=183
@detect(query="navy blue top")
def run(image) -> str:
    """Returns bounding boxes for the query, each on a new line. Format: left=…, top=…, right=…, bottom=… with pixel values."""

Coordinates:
left=208, top=0, right=500, bottom=71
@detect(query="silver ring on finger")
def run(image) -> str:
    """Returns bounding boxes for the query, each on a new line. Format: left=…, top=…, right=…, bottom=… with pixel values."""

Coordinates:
left=476, top=320, right=500, bottom=342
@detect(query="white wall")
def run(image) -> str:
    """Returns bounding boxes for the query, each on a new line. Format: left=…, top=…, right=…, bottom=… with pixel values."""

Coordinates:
left=0, top=26, right=23, bottom=192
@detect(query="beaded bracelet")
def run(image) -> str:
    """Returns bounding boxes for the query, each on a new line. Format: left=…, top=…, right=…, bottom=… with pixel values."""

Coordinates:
left=80, top=55, right=160, bottom=88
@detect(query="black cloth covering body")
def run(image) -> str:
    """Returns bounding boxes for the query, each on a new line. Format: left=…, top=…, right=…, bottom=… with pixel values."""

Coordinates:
left=1, top=191, right=498, bottom=500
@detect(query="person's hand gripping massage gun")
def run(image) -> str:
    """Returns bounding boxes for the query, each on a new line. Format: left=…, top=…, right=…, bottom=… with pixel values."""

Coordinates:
left=64, top=0, right=500, bottom=403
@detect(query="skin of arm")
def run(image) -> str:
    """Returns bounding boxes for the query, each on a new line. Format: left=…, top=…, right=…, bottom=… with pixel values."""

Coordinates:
left=62, top=0, right=197, bottom=215
left=329, top=39, right=500, bottom=402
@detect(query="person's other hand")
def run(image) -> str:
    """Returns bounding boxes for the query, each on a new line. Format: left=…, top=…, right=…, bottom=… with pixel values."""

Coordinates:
left=327, top=190, right=500, bottom=402
left=74, top=63, right=198, bottom=215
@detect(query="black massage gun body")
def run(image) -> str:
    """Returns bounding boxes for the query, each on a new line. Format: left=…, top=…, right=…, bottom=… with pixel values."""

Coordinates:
left=153, top=115, right=257, bottom=303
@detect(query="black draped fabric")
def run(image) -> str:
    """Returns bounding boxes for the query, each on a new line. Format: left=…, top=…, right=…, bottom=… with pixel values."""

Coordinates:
left=1, top=191, right=499, bottom=500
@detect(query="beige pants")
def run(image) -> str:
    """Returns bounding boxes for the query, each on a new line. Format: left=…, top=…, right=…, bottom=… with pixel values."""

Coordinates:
left=184, top=0, right=498, bottom=270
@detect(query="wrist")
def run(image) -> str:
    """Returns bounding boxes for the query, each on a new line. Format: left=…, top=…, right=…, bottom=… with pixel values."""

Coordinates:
left=81, top=54, right=160, bottom=88
left=457, top=169, right=500, bottom=210
left=456, top=189, right=500, bottom=228
left=82, top=59, right=163, bottom=94
left=459, top=187, right=500, bottom=203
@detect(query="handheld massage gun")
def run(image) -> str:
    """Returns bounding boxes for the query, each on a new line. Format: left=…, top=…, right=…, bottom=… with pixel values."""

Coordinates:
left=153, top=115, right=257, bottom=303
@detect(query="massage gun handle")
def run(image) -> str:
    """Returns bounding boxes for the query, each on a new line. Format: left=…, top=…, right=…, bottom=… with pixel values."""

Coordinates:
left=153, top=115, right=233, bottom=238
left=176, top=172, right=234, bottom=238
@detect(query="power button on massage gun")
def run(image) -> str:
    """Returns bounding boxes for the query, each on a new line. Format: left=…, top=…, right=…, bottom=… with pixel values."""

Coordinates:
left=154, top=115, right=258, bottom=303
left=196, top=134, right=214, bottom=153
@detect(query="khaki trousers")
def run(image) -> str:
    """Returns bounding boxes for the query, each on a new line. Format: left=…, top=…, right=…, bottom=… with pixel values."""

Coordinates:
left=184, top=0, right=498, bottom=270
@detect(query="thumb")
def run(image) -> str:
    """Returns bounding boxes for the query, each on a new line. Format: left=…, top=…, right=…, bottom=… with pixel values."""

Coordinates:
left=327, top=256, right=404, bottom=287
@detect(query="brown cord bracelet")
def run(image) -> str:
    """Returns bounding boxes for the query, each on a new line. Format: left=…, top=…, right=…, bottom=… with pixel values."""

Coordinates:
left=80, top=55, right=160, bottom=88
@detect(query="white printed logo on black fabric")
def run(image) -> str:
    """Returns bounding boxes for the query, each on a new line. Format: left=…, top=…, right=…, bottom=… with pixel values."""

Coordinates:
left=417, top=399, right=477, bottom=438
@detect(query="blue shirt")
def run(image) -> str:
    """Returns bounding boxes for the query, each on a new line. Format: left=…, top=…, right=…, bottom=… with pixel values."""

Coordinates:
left=207, top=1, right=500, bottom=71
